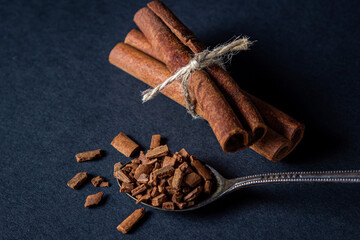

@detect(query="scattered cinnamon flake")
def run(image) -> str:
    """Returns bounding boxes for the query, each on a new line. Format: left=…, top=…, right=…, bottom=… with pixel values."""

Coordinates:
left=111, top=132, right=140, bottom=157
left=100, top=181, right=110, bottom=187
left=75, top=149, right=103, bottom=162
left=117, top=208, right=145, bottom=234
left=91, top=176, right=105, bottom=187
left=84, top=192, right=103, bottom=208
left=67, top=172, right=88, bottom=189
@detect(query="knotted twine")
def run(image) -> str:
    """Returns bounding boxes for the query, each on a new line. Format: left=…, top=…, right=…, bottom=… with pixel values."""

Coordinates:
left=141, top=36, right=254, bottom=118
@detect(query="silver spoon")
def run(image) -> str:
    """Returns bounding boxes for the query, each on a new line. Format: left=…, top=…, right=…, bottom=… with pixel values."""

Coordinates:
left=117, top=163, right=360, bottom=212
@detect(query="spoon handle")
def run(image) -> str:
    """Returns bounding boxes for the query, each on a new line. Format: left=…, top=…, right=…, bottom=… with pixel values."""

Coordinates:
left=226, top=170, right=360, bottom=193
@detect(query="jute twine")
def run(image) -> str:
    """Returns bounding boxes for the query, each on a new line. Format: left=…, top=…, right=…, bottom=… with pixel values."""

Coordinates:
left=141, top=36, right=254, bottom=118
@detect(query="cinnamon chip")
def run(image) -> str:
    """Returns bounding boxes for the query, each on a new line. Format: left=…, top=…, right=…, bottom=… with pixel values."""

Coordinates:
left=184, top=185, right=203, bottom=202
left=114, top=135, right=214, bottom=210
left=131, top=184, right=147, bottom=196
left=99, top=181, right=110, bottom=187
left=162, top=156, right=176, bottom=167
left=151, top=193, right=167, bottom=206
left=162, top=201, right=175, bottom=210
left=84, top=192, right=103, bottom=208
left=150, top=134, right=161, bottom=149
left=111, top=132, right=140, bottom=157
left=91, top=176, right=105, bottom=187
left=137, top=173, right=149, bottom=184
left=183, top=172, right=202, bottom=188
left=204, top=180, right=212, bottom=194
left=117, top=208, right=145, bottom=234
left=190, top=156, right=212, bottom=180
left=152, top=166, right=174, bottom=179
left=134, top=164, right=152, bottom=179
left=178, top=148, right=190, bottom=160
left=114, top=169, right=133, bottom=183
left=67, top=172, right=88, bottom=189
left=172, top=168, right=184, bottom=190
left=120, top=182, right=134, bottom=193
left=145, top=145, right=169, bottom=159
left=75, top=149, right=103, bottom=162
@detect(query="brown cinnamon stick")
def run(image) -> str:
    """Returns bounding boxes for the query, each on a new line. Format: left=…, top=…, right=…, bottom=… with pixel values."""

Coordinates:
left=147, top=1, right=267, bottom=143
left=109, top=43, right=291, bottom=161
left=132, top=7, right=248, bottom=152
left=149, top=0, right=305, bottom=153
left=123, top=1, right=305, bottom=159
left=122, top=32, right=303, bottom=161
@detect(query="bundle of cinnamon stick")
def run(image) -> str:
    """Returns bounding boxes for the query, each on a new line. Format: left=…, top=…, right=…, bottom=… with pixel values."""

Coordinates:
left=109, top=1, right=305, bottom=161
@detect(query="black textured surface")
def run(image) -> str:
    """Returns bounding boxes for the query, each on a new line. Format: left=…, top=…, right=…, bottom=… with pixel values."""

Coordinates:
left=1, top=0, right=360, bottom=239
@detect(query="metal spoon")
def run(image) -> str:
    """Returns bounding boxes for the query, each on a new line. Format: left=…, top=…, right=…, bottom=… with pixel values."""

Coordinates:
left=117, top=163, right=360, bottom=212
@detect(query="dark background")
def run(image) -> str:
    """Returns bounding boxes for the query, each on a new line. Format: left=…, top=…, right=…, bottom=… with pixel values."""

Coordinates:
left=1, top=0, right=359, bottom=239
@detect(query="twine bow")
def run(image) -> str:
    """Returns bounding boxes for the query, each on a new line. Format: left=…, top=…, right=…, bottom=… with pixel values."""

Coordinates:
left=141, top=36, right=254, bottom=118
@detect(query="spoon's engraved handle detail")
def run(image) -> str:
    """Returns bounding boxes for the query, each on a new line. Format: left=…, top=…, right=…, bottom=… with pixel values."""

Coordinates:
left=226, top=170, right=360, bottom=193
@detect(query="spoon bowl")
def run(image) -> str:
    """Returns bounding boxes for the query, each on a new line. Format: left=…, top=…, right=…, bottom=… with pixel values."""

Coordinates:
left=117, top=162, right=360, bottom=212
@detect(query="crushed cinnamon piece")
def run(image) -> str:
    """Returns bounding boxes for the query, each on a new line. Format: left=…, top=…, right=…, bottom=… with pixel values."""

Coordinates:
left=150, top=134, right=161, bottom=149
left=75, top=149, right=102, bottom=162
left=111, top=132, right=140, bottom=157
left=67, top=172, right=88, bottom=189
left=184, top=186, right=203, bottom=202
left=117, top=208, right=145, bottom=234
left=162, top=201, right=175, bottom=210
left=151, top=193, right=167, bottom=206
left=190, top=156, right=212, bottom=180
left=152, top=166, right=174, bottom=179
left=114, top=136, right=214, bottom=210
left=146, top=145, right=169, bottom=159
left=84, top=192, right=103, bottom=208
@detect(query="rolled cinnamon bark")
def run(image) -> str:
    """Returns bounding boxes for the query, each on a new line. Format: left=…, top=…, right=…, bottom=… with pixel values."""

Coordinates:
left=245, top=92, right=305, bottom=148
left=132, top=7, right=249, bottom=152
left=146, top=1, right=267, bottom=144
left=109, top=43, right=292, bottom=161
left=148, top=1, right=305, bottom=151
left=109, top=43, right=246, bottom=152
left=123, top=30, right=301, bottom=161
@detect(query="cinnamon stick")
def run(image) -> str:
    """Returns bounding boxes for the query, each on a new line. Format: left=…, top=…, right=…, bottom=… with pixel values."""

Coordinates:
left=132, top=7, right=248, bottom=152
left=123, top=1, right=305, bottom=159
left=123, top=34, right=303, bottom=162
left=147, top=1, right=267, bottom=143
left=147, top=0, right=305, bottom=145
left=109, top=43, right=289, bottom=160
